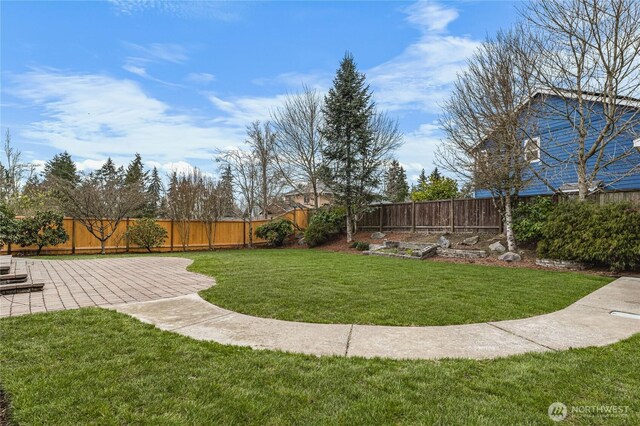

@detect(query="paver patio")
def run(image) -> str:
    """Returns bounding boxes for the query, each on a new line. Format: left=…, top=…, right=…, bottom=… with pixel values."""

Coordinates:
left=0, top=258, right=214, bottom=317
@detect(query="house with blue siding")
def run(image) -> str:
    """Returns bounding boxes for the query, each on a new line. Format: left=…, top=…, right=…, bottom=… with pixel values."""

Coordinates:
left=475, top=90, right=640, bottom=198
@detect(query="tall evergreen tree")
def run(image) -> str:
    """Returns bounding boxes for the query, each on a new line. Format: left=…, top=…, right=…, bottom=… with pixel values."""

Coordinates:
left=417, top=168, right=428, bottom=187
left=321, top=53, right=401, bottom=242
left=143, top=166, right=164, bottom=218
left=218, top=165, right=235, bottom=217
left=94, top=157, right=119, bottom=183
left=384, top=160, right=409, bottom=202
left=429, top=167, right=442, bottom=182
left=43, top=151, right=79, bottom=186
left=124, top=153, right=147, bottom=189
left=321, top=53, right=374, bottom=242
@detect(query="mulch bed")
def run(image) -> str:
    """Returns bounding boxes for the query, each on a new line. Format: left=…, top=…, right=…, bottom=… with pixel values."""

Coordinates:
left=312, top=231, right=632, bottom=278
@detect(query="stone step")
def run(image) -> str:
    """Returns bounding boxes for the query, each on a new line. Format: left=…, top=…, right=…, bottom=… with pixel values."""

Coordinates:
left=0, top=255, right=13, bottom=274
left=0, top=260, right=29, bottom=283
left=0, top=278, right=45, bottom=294
left=0, top=263, right=45, bottom=294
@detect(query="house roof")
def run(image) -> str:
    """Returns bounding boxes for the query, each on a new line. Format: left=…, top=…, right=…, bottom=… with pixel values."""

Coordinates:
left=532, top=88, right=640, bottom=108
left=471, top=87, right=640, bottom=151
left=283, top=182, right=333, bottom=197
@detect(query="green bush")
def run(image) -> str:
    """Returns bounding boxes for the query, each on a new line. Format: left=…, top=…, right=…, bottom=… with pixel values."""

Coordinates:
left=0, top=204, right=17, bottom=251
left=537, top=201, right=640, bottom=271
left=513, top=197, right=555, bottom=244
left=126, top=218, right=168, bottom=252
left=255, top=219, right=294, bottom=247
left=16, top=210, right=69, bottom=255
left=354, top=241, right=370, bottom=251
left=304, top=207, right=345, bottom=248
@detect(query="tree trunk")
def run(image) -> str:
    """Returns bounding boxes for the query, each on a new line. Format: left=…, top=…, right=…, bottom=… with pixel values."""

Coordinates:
left=312, top=181, right=319, bottom=209
left=248, top=219, right=253, bottom=248
left=345, top=206, right=353, bottom=243
left=503, top=194, right=517, bottom=252
left=577, top=162, right=588, bottom=201
left=100, top=239, right=106, bottom=255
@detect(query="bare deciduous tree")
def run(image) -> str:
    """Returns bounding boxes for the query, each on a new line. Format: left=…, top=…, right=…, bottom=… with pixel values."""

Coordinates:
left=195, top=176, right=224, bottom=250
left=271, top=87, right=325, bottom=208
left=166, top=169, right=202, bottom=251
left=217, top=149, right=259, bottom=248
left=438, top=30, right=537, bottom=252
left=0, top=130, right=35, bottom=206
left=522, top=0, right=640, bottom=200
left=56, top=169, right=147, bottom=255
left=245, top=121, right=285, bottom=218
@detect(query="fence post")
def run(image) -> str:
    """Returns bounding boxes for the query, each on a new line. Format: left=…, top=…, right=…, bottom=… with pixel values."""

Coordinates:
left=71, top=218, right=76, bottom=255
left=125, top=217, right=130, bottom=253
left=170, top=219, right=174, bottom=252
left=379, top=205, right=384, bottom=232
left=208, top=222, right=213, bottom=250
left=450, top=198, right=455, bottom=233
left=411, top=201, right=416, bottom=233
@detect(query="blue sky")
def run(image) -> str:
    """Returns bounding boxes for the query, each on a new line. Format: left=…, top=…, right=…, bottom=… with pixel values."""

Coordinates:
left=1, top=0, right=519, bottom=181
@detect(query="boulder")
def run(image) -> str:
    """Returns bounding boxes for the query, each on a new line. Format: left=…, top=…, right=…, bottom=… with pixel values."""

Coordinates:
left=438, top=236, right=450, bottom=249
left=489, top=241, right=506, bottom=253
left=499, top=252, right=521, bottom=262
left=461, top=235, right=479, bottom=246
left=371, top=232, right=386, bottom=239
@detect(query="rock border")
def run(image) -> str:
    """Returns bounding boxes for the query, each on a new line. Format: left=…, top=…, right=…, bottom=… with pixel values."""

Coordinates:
left=535, top=258, right=586, bottom=270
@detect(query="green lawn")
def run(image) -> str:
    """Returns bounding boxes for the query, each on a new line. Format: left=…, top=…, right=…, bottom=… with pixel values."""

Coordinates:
left=193, top=249, right=610, bottom=326
left=1, top=308, right=638, bottom=425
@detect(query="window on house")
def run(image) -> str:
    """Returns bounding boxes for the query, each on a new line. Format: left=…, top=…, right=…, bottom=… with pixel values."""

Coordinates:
left=524, top=137, right=541, bottom=163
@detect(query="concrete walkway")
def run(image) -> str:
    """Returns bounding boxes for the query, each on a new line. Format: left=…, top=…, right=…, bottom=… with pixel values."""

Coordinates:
left=112, top=276, right=640, bottom=360
left=0, top=258, right=215, bottom=317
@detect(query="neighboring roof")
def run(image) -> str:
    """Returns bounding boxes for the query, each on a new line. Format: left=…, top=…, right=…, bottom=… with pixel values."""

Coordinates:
left=283, top=182, right=333, bottom=197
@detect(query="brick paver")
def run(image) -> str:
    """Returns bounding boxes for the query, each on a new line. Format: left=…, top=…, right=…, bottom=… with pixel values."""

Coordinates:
left=0, top=257, right=215, bottom=317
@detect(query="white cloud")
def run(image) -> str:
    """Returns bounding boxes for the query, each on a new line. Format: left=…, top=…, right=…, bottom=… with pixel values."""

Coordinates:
left=122, top=62, right=184, bottom=87
left=186, top=72, right=216, bottom=85
left=399, top=122, right=444, bottom=181
left=9, top=70, right=244, bottom=166
left=368, top=1, right=479, bottom=113
left=404, top=1, right=458, bottom=33
left=252, top=71, right=330, bottom=91
left=122, top=64, right=148, bottom=77
left=208, top=93, right=288, bottom=127
left=75, top=159, right=108, bottom=172
left=124, top=42, right=189, bottom=64
left=109, top=1, right=240, bottom=21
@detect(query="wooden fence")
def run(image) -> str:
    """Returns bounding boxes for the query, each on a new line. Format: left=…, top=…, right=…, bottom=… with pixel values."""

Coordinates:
left=358, top=190, right=640, bottom=234
left=2, top=208, right=309, bottom=256
left=358, top=198, right=502, bottom=233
